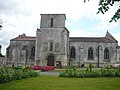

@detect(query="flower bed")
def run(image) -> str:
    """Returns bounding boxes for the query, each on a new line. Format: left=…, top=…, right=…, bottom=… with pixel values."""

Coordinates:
left=59, top=66, right=120, bottom=78
left=0, top=67, right=39, bottom=84
left=30, top=66, right=41, bottom=70
left=41, top=66, right=55, bottom=71
left=30, top=66, right=55, bottom=71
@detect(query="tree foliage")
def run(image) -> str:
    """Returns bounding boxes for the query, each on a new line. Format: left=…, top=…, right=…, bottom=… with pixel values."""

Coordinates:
left=84, top=0, right=120, bottom=22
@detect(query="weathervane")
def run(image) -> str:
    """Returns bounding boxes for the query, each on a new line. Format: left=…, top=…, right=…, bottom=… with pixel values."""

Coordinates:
left=0, top=19, right=3, bottom=30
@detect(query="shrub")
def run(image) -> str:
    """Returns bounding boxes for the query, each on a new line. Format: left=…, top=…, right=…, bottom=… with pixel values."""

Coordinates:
left=88, top=63, right=94, bottom=72
left=118, top=65, right=120, bottom=72
left=31, top=65, right=55, bottom=71
left=59, top=66, right=77, bottom=77
left=41, top=66, right=55, bottom=71
left=59, top=67, right=120, bottom=78
left=104, top=65, right=112, bottom=70
left=33, top=66, right=41, bottom=70
left=0, top=67, right=39, bottom=84
left=12, top=66, right=22, bottom=70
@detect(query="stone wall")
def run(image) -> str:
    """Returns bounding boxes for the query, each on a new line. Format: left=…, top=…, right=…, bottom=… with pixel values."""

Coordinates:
left=7, top=40, right=35, bottom=66
left=6, top=14, right=120, bottom=67
left=0, top=57, right=6, bottom=67
left=117, top=47, right=120, bottom=63
left=35, top=14, right=69, bottom=66
left=69, top=41, right=118, bottom=67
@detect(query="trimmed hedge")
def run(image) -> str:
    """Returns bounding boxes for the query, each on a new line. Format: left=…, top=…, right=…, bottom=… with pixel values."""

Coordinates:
left=59, top=66, right=120, bottom=78
left=0, top=66, right=39, bottom=84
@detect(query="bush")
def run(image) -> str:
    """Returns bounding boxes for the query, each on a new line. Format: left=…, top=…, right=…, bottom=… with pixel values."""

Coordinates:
left=41, top=66, right=55, bottom=71
left=104, top=65, right=112, bottom=70
left=31, top=65, right=55, bottom=71
left=59, top=67, right=120, bottom=78
left=0, top=67, right=39, bottom=84
left=59, top=66, right=77, bottom=77
left=88, top=63, right=94, bottom=72
left=32, top=66, right=41, bottom=70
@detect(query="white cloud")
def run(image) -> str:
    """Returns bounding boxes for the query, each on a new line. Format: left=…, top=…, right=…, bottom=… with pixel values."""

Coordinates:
left=0, top=0, right=120, bottom=55
left=113, top=33, right=120, bottom=45
left=69, top=29, right=101, bottom=37
left=87, top=1, right=119, bottom=31
left=88, top=21, right=119, bottom=31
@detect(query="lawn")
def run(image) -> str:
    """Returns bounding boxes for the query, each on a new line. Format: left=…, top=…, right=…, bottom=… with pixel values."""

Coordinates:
left=0, top=76, right=120, bottom=90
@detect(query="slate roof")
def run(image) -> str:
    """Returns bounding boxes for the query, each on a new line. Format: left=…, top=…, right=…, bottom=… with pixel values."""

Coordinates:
left=70, top=31, right=118, bottom=43
left=10, top=31, right=117, bottom=43
left=69, top=37, right=117, bottom=43
left=10, top=34, right=36, bottom=41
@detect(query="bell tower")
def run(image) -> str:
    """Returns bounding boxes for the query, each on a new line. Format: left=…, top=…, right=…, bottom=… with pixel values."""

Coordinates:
left=40, top=14, right=66, bottom=28
left=35, top=14, right=69, bottom=67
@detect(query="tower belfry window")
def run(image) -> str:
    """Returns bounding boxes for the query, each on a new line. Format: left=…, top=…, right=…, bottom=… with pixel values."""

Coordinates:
left=50, top=42, right=53, bottom=51
left=51, top=18, right=53, bottom=27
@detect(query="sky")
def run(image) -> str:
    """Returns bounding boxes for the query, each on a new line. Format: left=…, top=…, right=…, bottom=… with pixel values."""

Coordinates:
left=0, top=0, right=120, bottom=55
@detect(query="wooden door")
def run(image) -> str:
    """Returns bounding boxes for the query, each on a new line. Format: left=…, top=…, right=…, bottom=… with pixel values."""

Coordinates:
left=47, top=55, right=54, bottom=66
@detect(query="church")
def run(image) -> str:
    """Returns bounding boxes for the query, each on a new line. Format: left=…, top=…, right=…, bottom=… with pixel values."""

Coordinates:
left=6, top=14, right=120, bottom=67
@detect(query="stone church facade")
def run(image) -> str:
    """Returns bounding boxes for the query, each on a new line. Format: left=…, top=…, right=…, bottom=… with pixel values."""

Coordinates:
left=6, top=14, right=120, bottom=67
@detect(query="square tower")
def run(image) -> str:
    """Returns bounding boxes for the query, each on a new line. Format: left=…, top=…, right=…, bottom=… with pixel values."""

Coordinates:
left=35, top=14, right=69, bottom=67
left=40, top=14, right=66, bottom=28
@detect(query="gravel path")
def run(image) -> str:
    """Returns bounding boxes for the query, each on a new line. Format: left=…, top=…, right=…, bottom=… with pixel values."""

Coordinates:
left=40, top=72, right=59, bottom=76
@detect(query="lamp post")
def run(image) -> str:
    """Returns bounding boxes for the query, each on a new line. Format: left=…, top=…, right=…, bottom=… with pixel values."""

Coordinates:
left=0, top=19, right=3, bottom=30
left=97, top=45, right=101, bottom=68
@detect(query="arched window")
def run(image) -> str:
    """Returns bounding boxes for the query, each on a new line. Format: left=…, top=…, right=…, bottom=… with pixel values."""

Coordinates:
left=22, top=45, right=28, bottom=56
left=88, top=47, right=93, bottom=59
left=50, top=42, right=53, bottom=51
left=31, top=46, right=35, bottom=57
left=104, top=48, right=109, bottom=59
left=70, top=47, right=76, bottom=58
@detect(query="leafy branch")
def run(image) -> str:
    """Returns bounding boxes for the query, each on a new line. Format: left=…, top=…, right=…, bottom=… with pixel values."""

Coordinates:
left=84, top=0, right=120, bottom=22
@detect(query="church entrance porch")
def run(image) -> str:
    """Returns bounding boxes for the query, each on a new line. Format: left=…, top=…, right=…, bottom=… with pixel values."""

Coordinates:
left=47, top=55, right=54, bottom=66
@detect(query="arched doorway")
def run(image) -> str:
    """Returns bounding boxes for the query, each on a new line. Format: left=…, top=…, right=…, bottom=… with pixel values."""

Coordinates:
left=47, top=55, right=54, bottom=66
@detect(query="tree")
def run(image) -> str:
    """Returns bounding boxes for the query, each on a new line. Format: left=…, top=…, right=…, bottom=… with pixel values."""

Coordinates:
left=0, top=19, right=3, bottom=30
left=84, top=0, right=120, bottom=22
left=0, top=45, right=4, bottom=57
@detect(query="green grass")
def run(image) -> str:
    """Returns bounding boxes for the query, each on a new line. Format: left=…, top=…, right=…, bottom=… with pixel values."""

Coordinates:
left=0, top=76, right=120, bottom=90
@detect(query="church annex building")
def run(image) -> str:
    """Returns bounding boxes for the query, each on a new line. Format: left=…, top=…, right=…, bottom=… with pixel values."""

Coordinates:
left=6, top=14, right=120, bottom=67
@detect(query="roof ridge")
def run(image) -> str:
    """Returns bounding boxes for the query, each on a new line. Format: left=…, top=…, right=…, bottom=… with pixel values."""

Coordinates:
left=69, top=37, right=104, bottom=38
left=105, top=31, right=117, bottom=42
left=10, top=34, right=36, bottom=41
